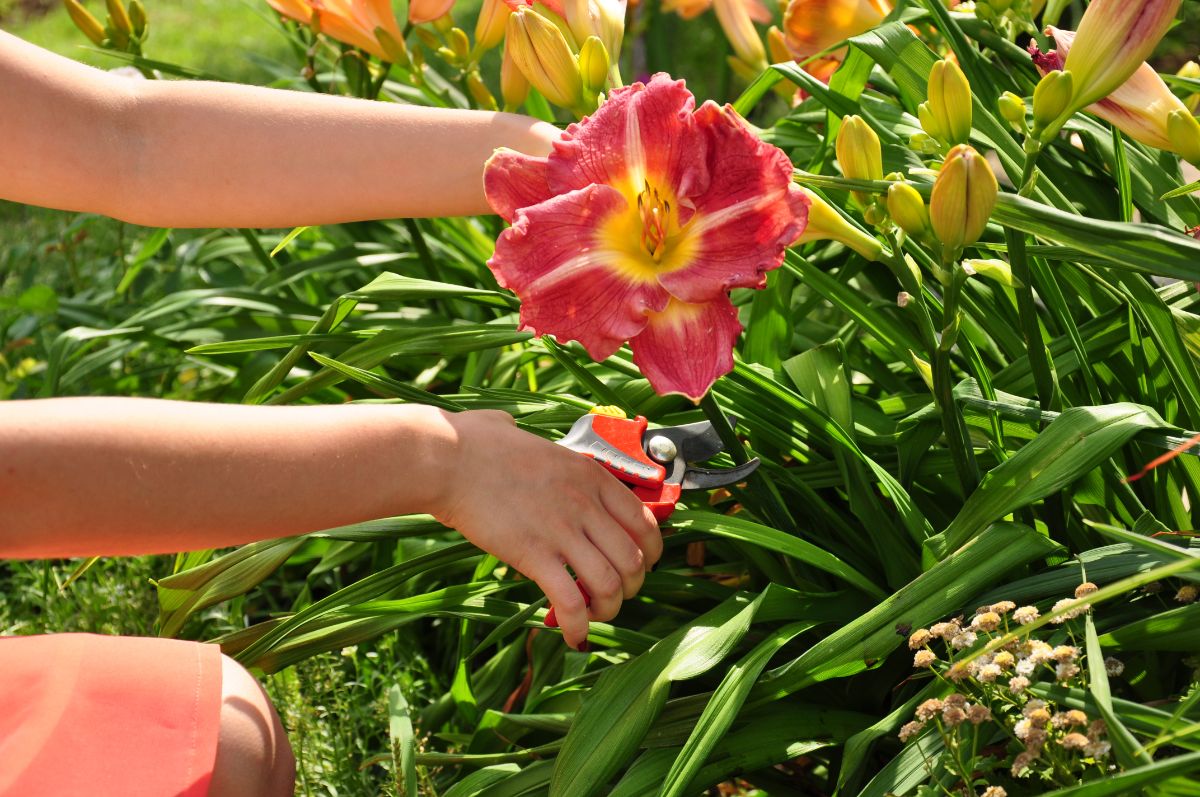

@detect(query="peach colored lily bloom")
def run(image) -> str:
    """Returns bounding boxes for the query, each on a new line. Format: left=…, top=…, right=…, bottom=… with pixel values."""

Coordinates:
left=1032, top=27, right=1192, bottom=155
left=266, top=0, right=405, bottom=60
left=661, top=0, right=771, bottom=25
left=484, top=74, right=809, bottom=399
left=782, top=0, right=890, bottom=62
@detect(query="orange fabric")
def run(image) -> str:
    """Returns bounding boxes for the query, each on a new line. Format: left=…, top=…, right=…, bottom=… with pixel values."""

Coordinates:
left=0, top=633, right=222, bottom=797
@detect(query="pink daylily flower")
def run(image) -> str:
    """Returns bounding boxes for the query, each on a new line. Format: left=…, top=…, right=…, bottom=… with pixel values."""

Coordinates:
left=484, top=74, right=809, bottom=400
left=1032, top=27, right=1192, bottom=155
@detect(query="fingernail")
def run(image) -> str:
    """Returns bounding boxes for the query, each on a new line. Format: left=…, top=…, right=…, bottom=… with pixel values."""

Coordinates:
left=576, top=641, right=591, bottom=653
left=544, top=608, right=559, bottom=628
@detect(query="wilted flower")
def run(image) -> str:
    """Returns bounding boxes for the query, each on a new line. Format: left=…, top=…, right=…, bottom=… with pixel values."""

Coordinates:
left=1011, top=750, right=1039, bottom=776
left=1056, top=662, right=1080, bottom=681
left=483, top=74, right=808, bottom=399
left=908, top=628, right=932, bottom=649
left=1104, top=656, right=1125, bottom=677
left=950, top=630, right=978, bottom=649
left=1051, top=645, right=1079, bottom=663
left=1050, top=597, right=1089, bottom=622
left=981, top=787, right=1007, bottom=797
left=1027, top=707, right=1051, bottom=728
left=1013, top=718, right=1033, bottom=740
left=267, top=0, right=406, bottom=60
left=993, top=651, right=1015, bottom=670
left=914, top=649, right=937, bottom=668
left=930, top=621, right=961, bottom=639
left=977, top=663, right=1002, bottom=683
left=942, top=705, right=967, bottom=726
left=1009, top=675, right=1030, bottom=694
left=1075, top=582, right=1099, bottom=599
left=946, top=662, right=969, bottom=682
left=972, top=611, right=1001, bottom=632
left=898, top=720, right=925, bottom=742
left=944, top=693, right=967, bottom=709
left=1012, top=605, right=1039, bottom=625
left=1060, top=732, right=1090, bottom=751
left=1032, top=27, right=1200, bottom=163
left=991, top=600, right=1017, bottom=615
left=1087, top=739, right=1112, bottom=757
left=1026, top=640, right=1053, bottom=664
left=1176, top=585, right=1199, bottom=604
left=966, top=703, right=992, bottom=725
left=916, top=698, right=944, bottom=721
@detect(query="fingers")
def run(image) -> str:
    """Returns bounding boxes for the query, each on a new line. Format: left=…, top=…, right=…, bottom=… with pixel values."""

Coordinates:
left=598, top=468, right=663, bottom=570
left=528, top=556, right=590, bottom=650
left=583, top=510, right=646, bottom=599
left=564, top=538, right=625, bottom=623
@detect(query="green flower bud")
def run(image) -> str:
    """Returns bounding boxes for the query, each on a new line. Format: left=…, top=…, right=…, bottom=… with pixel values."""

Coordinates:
left=375, top=28, right=410, bottom=66
left=1032, top=69, right=1073, bottom=137
left=927, top=58, right=973, bottom=145
left=963, top=258, right=1020, bottom=287
left=578, top=35, right=610, bottom=99
left=930, top=144, right=998, bottom=256
left=467, top=71, right=499, bottom=111
left=128, top=0, right=147, bottom=38
left=106, top=0, right=132, bottom=35
left=506, top=9, right=583, bottom=111
left=500, top=42, right=530, bottom=111
left=887, top=182, right=932, bottom=240
left=474, top=0, right=511, bottom=54
left=1166, top=109, right=1200, bottom=166
left=998, top=91, right=1026, bottom=128
left=795, top=187, right=885, bottom=262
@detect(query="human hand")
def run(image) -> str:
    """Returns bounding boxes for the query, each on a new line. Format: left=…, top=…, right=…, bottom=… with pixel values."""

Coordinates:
left=429, top=409, right=662, bottom=649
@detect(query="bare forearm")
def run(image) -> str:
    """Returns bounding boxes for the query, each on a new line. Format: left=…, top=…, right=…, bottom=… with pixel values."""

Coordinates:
left=120, top=81, right=557, bottom=227
left=0, top=398, right=458, bottom=558
left=0, top=29, right=557, bottom=227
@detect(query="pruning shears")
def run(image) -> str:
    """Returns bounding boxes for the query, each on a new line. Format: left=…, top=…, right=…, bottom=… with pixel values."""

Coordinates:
left=543, top=410, right=759, bottom=629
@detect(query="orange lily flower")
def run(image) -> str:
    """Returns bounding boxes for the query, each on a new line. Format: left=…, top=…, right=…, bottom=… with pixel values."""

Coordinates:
left=266, top=0, right=405, bottom=60
left=660, top=0, right=771, bottom=25
left=782, top=0, right=890, bottom=64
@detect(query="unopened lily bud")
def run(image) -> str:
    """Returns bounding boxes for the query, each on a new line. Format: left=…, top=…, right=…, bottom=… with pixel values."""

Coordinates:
left=795, top=187, right=885, bottom=262
left=963, top=258, right=1020, bottom=287
left=448, top=27, right=471, bottom=60
left=887, top=182, right=932, bottom=240
left=415, top=27, right=441, bottom=49
left=1032, top=69, right=1073, bottom=136
left=1063, top=0, right=1182, bottom=113
left=578, top=35, right=610, bottom=98
left=564, top=0, right=626, bottom=64
left=128, top=0, right=147, bottom=38
left=1180, top=62, right=1200, bottom=114
left=897, top=291, right=913, bottom=308
left=1167, top=109, right=1200, bottom=166
left=909, top=131, right=941, bottom=155
left=917, top=102, right=944, bottom=143
left=713, top=0, right=766, bottom=73
left=474, top=0, right=512, bottom=53
left=998, top=91, right=1026, bottom=128
left=63, top=0, right=107, bottom=45
left=467, top=71, right=499, bottom=111
left=926, top=59, right=972, bottom=145
left=837, top=115, right=883, bottom=182
left=106, top=0, right=132, bottom=35
left=930, top=144, right=997, bottom=256
left=500, top=42, right=530, bottom=111
left=375, top=27, right=410, bottom=66
left=506, top=8, right=583, bottom=110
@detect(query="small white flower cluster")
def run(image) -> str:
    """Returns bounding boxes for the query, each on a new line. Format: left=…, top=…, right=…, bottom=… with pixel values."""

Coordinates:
left=900, top=586, right=1123, bottom=786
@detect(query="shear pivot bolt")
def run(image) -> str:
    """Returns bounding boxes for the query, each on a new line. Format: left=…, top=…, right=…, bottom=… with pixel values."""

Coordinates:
left=647, top=435, right=677, bottom=463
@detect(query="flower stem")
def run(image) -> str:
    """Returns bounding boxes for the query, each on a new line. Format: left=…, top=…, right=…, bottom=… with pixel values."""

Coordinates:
left=934, top=266, right=981, bottom=494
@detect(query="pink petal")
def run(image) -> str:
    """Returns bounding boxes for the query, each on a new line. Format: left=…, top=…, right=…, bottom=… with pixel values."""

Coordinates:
left=631, top=295, right=742, bottom=400
left=657, top=102, right=808, bottom=303
left=488, top=184, right=671, bottom=360
left=548, top=73, right=710, bottom=202
left=484, top=148, right=554, bottom=223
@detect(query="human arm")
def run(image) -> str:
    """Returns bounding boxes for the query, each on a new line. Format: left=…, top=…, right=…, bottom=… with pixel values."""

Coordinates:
left=0, top=399, right=661, bottom=648
left=0, top=29, right=559, bottom=228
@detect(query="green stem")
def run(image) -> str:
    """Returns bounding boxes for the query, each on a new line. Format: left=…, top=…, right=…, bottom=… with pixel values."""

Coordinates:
left=934, top=267, right=980, bottom=494
left=1006, top=222, right=1059, bottom=415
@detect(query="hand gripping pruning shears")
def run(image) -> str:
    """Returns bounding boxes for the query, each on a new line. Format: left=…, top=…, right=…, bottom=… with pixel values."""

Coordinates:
left=543, top=410, right=759, bottom=629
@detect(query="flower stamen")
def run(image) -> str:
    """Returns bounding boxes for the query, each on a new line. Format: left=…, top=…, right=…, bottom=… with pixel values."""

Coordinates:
left=637, top=181, right=672, bottom=261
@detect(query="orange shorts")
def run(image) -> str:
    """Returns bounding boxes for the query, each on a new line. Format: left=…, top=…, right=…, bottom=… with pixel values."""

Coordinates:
left=0, top=633, right=223, bottom=797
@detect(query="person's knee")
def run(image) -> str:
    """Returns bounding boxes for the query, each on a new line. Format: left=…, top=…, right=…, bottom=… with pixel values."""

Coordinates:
left=208, top=654, right=295, bottom=797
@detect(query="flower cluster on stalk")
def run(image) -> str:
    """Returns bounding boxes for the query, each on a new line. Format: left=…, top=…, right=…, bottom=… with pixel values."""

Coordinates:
left=900, top=586, right=1124, bottom=792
